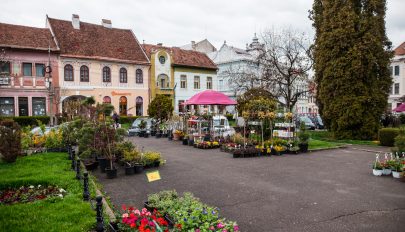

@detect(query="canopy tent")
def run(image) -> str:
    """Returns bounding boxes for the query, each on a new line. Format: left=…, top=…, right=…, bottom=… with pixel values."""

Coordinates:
left=184, top=90, right=237, bottom=105
left=393, top=103, right=405, bottom=112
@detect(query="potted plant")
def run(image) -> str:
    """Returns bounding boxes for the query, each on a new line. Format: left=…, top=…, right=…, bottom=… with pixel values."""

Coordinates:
left=382, top=160, right=394, bottom=175
left=274, top=145, right=285, bottom=156
left=372, top=160, right=383, bottom=176
left=143, top=151, right=161, bottom=168
left=182, top=134, right=189, bottom=145
left=123, top=150, right=139, bottom=175
left=298, top=122, right=310, bottom=153
left=391, top=159, right=403, bottom=178
left=133, top=152, right=144, bottom=174
left=138, top=120, right=147, bottom=137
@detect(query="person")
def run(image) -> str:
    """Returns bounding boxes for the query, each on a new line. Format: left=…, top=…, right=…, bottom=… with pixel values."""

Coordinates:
left=112, top=112, right=119, bottom=128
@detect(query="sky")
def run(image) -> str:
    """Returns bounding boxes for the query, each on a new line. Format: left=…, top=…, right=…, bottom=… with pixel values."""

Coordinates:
left=1, top=0, right=404, bottom=49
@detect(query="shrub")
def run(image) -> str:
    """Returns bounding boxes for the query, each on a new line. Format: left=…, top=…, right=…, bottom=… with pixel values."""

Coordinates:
left=400, top=114, right=405, bottom=125
left=394, top=128, right=405, bottom=153
left=298, top=122, right=310, bottom=144
left=143, top=151, right=161, bottom=165
left=0, top=116, right=50, bottom=127
left=0, top=119, right=22, bottom=163
left=118, top=116, right=138, bottom=124
left=378, top=128, right=399, bottom=146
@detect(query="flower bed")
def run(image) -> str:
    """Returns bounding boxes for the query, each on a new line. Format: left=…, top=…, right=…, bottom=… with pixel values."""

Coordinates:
left=195, top=141, right=220, bottom=149
left=0, top=185, right=66, bottom=205
left=119, top=207, right=170, bottom=231
left=136, top=190, right=240, bottom=231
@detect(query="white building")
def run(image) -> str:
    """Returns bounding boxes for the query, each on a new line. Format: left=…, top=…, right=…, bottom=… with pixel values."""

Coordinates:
left=388, top=42, right=405, bottom=110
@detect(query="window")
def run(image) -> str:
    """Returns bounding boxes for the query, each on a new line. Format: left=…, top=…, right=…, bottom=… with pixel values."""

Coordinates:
left=103, top=96, right=111, bottom=104
left=394, top=66, right=400, bottom=76
left=0, top=61, right=10, bottom=74
left=120, top=68, right=127, bottom=83
left=103, top=66, right=111, bottom=82
left=23, top=63, right=32, bottom=76
left=119, top=96, right=127, bottom=115
left=180, top=75, right=187, bottom=88
left=0, top=97, right=15, bottom=116
left=136, top=97, right=143, bottom=116
left=80, top=65, right=89, bottom=82
left=219, top=80, right=223, bottom=90
left=194, top=76, right=200, bottom=89
left=206, top=76, right=212, bottom=89
left=178, top=100, right=185, bottom=113
left=136, top=69, right=143, bottom=83
left=159, top=56, right=166, bottom=64
left=32, top=97, right=46, bottom=116
left=35, top=64, right=45, bottom=77
left=395, top=83, right=400, bottom=94
left=158, top=74, right=169, bottom=88
left=64, top=64, right=74, bottom=81
left=18, top=97, right=28, bottom=116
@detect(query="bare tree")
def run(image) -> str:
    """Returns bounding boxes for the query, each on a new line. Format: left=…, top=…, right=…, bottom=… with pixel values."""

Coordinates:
left=258, top=28, right=313, bottom=111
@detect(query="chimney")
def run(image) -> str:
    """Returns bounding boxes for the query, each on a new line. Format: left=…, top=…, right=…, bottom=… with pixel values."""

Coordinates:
left=72, top=14, right=80, bottom=29
left=102, top=19, right=112, bottom=28
left=157, top=43, right=163, bottom=46
left=191, top=41, right=196, bottom=49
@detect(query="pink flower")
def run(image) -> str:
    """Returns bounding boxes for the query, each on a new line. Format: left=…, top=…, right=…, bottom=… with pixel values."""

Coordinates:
left=134, top=209, right=141, bottom=215
left=142, top=208, right=148, bottom=214
left=222, top=230, right=227, bottom=232
left=217, top=223, right=224, bottom=229
left=122, top=213, right=129, bottom=218
left=145, top=212, right=151, bottom=216
left=195, top=229, right=201, bottom=232
left=209, top=226, right=215, bottom=230
left=233, top=225, right=239, bottom=231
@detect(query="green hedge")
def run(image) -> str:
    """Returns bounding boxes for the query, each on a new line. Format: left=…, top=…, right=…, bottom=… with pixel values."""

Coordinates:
left=119, top=116, right=139, bottom=124
left=378, top=128, right=399, bottom=146
left=0, top=116, right=50, bottom=127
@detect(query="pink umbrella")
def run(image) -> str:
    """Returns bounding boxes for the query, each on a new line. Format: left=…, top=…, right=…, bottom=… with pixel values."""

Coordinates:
left=393, top=103, right=405, bottom=112
left=185, top=90, right=237, bottom=105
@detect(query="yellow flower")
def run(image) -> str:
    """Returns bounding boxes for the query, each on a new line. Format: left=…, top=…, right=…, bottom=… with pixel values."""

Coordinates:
left=258, top=111, right=266, bottom=120
left=242, top=111, right=250, bottom=119
left=266, top=112, right=276, bottom=120
left=284, top=112, right=293, bottom=120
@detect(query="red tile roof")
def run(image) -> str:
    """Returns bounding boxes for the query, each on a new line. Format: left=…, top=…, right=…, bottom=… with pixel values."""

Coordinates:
left=143, top=44, right=217, bottom=70
left=0, top=22, right=58, bottom=51
left=394, top=42, right=405, bottom=56
left=47, top=17, right=149, bottom=64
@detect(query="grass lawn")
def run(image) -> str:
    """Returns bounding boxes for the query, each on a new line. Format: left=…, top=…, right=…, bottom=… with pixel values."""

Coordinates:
left=308, top=130, right=378, bottom=146
left=309, top=139, right=346, bottom=150
left=121, top=122, right=131, bottom=130
left=0, top=152, right=95, bottom=232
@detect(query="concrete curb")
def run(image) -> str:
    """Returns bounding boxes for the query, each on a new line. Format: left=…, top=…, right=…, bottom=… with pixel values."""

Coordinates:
left=309, top=145, right=348, bottom=152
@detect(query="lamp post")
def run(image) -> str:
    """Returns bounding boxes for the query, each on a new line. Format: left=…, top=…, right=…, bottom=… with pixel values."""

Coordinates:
left=45, top=44, right=53, bottom=126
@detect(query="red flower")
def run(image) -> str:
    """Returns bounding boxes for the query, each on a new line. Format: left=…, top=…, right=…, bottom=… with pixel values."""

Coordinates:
left=129, top=206, right=134, bottom=211
left=130, top=223, right=136, bottom=228
left=122, top=205, right=127, bottom=211
left=157, top=217, right=168, bottom=226
left=141, top=217, right=149, bottom=225
left=176, top=223, right=182, bottom=229
left=130, top=213, right=135, bottom=218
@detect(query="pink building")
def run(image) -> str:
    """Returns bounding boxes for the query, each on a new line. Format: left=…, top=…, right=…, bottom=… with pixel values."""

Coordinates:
left=0, top=22, right=59, bottom=119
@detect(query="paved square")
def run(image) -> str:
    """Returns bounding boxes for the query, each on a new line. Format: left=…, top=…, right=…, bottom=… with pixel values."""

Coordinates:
left=95, top=137, right=405, bottom=231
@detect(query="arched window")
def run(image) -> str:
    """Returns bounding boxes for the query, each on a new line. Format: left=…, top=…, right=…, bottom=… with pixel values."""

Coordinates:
left=103, top=66, right=111, bottom=82
left=64, top=64, right=74, bottom=81
left=136, top=69, right=143, bottom=84
left=120, top=68, right=127, bottom=83
left=80, top=65, right=89, bottom=82
left=119, top=96, right=127, bottom=115
left=136, top=96, right=143, bottom=116
left=157, top=74, right=169, bottom=88
left=103, top=96, right=111, bottom=104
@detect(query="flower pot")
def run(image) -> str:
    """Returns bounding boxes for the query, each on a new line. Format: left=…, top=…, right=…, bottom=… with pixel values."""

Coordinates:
left=98, top=157, right=108, bottom=173
left=173, top=133, right=180, bottom=141
left=299, top=143, right=308, bottom=153
left=105, top=167, right=117, bottom=179
left=133, top=164, right=144, bottom=174
left=168, top=135, right=173, bottom=141
left=382, top=168, right=392, bottom=175
left=188, top=140, right=194, bottom=146
left=164, top=214, right=175, bottom=229
left=182, top=138, right=188, bottom=145
left=139, top=132, right=144, bottom=137
left=125, top=165, right=135, bottom=175
left=153, top=160, right=160, bottom=167
left=372, top=169, right=383, bottom=176
left=144, top=133, right=149, bottom=138
left=392, top=171, right=403, bottom=178
left=156, top=133, right=162, bottom=138
left=151, top=131, right=156, bottom=136
left=144, top=201, right=154, bottom=212
left=84, top=160, right=99, bottom=171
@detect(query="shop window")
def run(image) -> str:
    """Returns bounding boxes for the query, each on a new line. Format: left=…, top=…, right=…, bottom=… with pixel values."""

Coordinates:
left=32, top=97, right=46, bottom=116
left=18, top=97, right=28, bottom=116
left=103, top=96, right=111, bottom=104
left=0, top=97, right=15, bottom=116
left=136, top=96, right=143, bottom=116
left=119, top=96, right=127, bottom=115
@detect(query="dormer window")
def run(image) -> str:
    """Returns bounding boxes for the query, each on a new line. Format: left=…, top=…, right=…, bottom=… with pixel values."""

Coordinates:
left=159, top=56, right=166, bottom=64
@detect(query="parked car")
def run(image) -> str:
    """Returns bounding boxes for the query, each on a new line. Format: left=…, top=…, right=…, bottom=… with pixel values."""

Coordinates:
left=212, top=115, right=235, bottom=137
left=297, top=116, right=316, bottom=130
left=309, top=114, right=325, bottom=129
left=128, top=118, right=155, bottom=136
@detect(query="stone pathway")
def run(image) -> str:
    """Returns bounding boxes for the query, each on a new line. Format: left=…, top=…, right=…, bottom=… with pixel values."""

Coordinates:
left=94, top=137, right=405, bottom=232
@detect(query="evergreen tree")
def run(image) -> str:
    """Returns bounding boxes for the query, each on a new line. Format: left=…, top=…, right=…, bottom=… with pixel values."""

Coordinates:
left=310, top=0, right=393, bottom=139
left=147, top=95, right=173, bottom=121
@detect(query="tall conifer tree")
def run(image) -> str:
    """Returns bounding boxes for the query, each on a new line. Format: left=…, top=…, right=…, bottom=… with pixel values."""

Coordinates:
left=310, top=0, right=393, bottom=139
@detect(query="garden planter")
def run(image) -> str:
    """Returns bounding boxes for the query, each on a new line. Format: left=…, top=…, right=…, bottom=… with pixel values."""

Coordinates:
left=372, top=169, right=383, bottom=176
left=144, top=201, right=154, bottom=212
left=153, top=160, right=161, bottom=167
left=182, top=138, right=188, bottom=145
left=106, top=167, right=118, bottom=179
left=299, top=143, right=308, bottom=153
left=84, top=160, right=99, bottom=171
left=151, top=131, right=156, bottom=136
left=392, top=171, right=403, bottom=178
left=125, top=165, right=135, bottom=175
left=138, top=132, right=144, bottom=137
left=98, top=157, right=108, bottom=173
left=156, top=133, right=162, bottom=138
left=382, top=168, right=392, bottom=175
left=144, top=163, right=154, bottom=169
left=133, top=164, right=144, bottom=174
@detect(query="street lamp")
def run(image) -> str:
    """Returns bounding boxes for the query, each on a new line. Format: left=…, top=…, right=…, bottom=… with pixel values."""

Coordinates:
left=45, top=44, right=54, bottom=126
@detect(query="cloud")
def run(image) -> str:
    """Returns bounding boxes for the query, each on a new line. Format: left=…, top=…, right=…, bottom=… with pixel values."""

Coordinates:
left=0, top=0, right=403, bottom=49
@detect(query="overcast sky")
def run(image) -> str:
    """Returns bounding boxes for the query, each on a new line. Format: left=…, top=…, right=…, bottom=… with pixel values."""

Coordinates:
left=1, top=0, right=404, bottom=49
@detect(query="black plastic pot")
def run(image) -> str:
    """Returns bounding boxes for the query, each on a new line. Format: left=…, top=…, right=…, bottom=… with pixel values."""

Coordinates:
left=144, top=201, right=154, bottom=211
left=188, top=140, right=194, bottom=146
left=151, top=130, right=156, bottom=136
left=84, top=160, right=99, bottom=171
left=98, top=157, right=108, bottom=173
left=156, top=133, right=162, bottom=138
left=299, top=143, right=308, bottom=153
left=139, top=132, right=144, bottom=137
left=106, top=167, right=117, bottom=179
left=144, top=133, right=149, bottom=138
left=153, top=160, right=160, bottom=167
left=133, top=164, right=144, bottom=174
left=125, top=165, right=135, bottom=175
left=182, top=138, right=188, bottom=145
